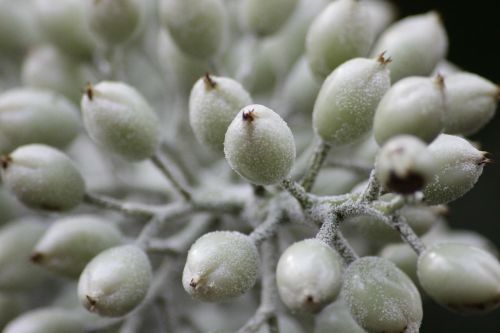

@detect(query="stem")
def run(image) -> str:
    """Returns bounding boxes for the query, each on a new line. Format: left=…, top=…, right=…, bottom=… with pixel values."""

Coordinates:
left=390, top=214, right=426, bottom=255
left=316, top=216, right=359, bottom=265
left=150, top=153, right=192, bottom=201
left=301, top=139, right=331, bottom=192
left=280, top=179, right=315, bottom=210
left=83, top=192, right=160, bottom=218
left=359, top=170, right=381, bottom=202
left=249, top=206, right=283, bottom=246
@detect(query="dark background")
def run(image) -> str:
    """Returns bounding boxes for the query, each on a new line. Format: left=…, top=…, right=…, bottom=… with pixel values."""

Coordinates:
left=393, top=1, right=500, bottom=331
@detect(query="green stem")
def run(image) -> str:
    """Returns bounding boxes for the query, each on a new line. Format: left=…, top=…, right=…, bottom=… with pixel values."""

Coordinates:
left=301, top=139, right=331, bottom=192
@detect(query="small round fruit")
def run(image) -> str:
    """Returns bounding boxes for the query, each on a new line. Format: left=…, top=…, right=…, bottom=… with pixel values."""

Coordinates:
left=81, top=81, right=160, bottom=161
left=315, top=299, right=366, bottom=333
left=78, top=245, right=152, bottom=317
left=32, top=215, right=123, bottom=278
left=417, top=243, right=500, bottom=314
left=3, top=307, right=85, bottom=333
left=224, top=104, right=296, bottom=185
left=1, top=144, right=85, bottom=211
left=182, top=231, right=259, bottom=302
left=189, top=74, right=252, bottom=152
left=380, top=243, right=419, bottom=283
left=342, top=257, right=422, bottom=333
left=276, top=239, right=343, bottom=313
left=240, top=0, right=299, bottom=36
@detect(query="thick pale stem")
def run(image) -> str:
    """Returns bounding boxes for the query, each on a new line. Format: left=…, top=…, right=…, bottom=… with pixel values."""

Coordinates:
left=83, top=192, right=161, bottom=218
left=151, top=153, right=192, bottom=201
left=390, top=215, right=426, bottom=255
left=301, top=139, right=331, bottom=192
left=249, top=203, right=284, bottom=246
left=280, top=179, right=315, bottom=209
left=359, top=170, right=381, bottom=202
left=316, top=216, right=359, bottom=265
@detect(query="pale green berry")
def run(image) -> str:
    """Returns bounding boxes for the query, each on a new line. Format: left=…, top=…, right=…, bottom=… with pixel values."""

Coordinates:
left=32, top=215, right=123, bottom=278
left=34, top=0, right=97, bottom=59
left=342, top=257, right=422, bottom=333
left=0, top=186, right=17, bottom=225
left=380, top=243, right=419, bottom=283
left=315, top=299, right=366, bottom=333
left=0, top=0, right=37, bottom=56
left=189, top=74, right=252, bottom=152
left=423, top=134, right=488, bottom=205
left=81, top=81, right=160, bottom=161
left=87, top=0, right=142, bottom=45
left=427, top=230, right=498, bottom=257
left=371, top=12, right=448, bottom=83
left=373, top=76, right=446, bottom=145
left=0, top=294, right=22, bottom=330
left=240, top=0, right=299, bottom=36
left=3, top=307, right=85, bottom=333
left=443, top=72, right=499, bottom=135
left=313, top=57, right=391, bottom=146
left=306, top=0, right=376, bottom=80
left=375, top=135, right=434, bottom=194
left=78, top=245, right=152, bottom=317
left=0, top=88, right=80, bottom=154
left=224, top=105, right=296, bottom=185
left=312, top=168, right=362, bottom=196
left=159, top=0, right=227, bottom=60
left=182, top=231, right=259, bottom=302
left=417, top=243, right=500, bottom=314
left=1, top=144, right=85, bottom=211
left=276, top=239, right=343, bottom=313
left=431, top=59, right=462, bottom=76
left=364, top=0, right=396, bottom=38
left=21, top=46, right=89, bottom=102
left=0, top=219, right=47, bottom=290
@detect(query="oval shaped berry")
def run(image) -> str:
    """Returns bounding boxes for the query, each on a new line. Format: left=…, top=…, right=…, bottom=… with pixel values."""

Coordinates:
left=32, top=215, right=123, bottom=278
left=224, top=105, right=296, bottom=185
left=306, top=0, right=375, bottom=79
left=443, top=72, right=499, bottom=135
left=313, top=57, right=391, bottom=146
left=1, top=144, right=85, bottom=211
left=276, top=239, right=343, bottom=313
left=312, top=168, right=362, bottom=196
left=423, top=134, right=487, bottom=205
left=3, top=307, right=85, bottom=333
left=376, top=135, right=433, bottom=194
left=380, top=243, right=419, bottom=283
left=364, top=0, right=396, bottom=38
left=0, top=88, right=80, bottom=154
left=159, top=0, right=227, bottom=60
left=182, top=231, right=259, bottom=302
left=189, top=74, right=252, bottom=152
left=371, top=11, right=448, bottom=83
left=81, top=81, right=160, bottom=161
left=78, top=245, right=152, bottom=317
left=342, top=257, right=422, bottom=333
left=315, top=299, right=366, bottom=333
left=417, top=243, right=500, bottom=314
left=373, top=76, right=446, bottom=145
left=241, top=0, right=299, bottom=36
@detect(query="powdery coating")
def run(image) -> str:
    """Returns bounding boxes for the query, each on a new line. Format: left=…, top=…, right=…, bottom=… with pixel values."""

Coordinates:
left=417, top=243, right=500, bottom=313
left=313, top=58, right=390, bottom=146
left=342, top=257, right=422, bottom=333
left=3, top=308, right=85, bottom=333
left=33, top=215, right=123, bottom=278
left=88, top=0, right=141, bottom=45
left=276, top=239, right=343, bottom=313
left=315, top=298, right=367, bottom=333
left=371, top=12, right=448, bottom=83
left=0, top=219, right=47, bottom=290
left=78, top=244, right=152, bottom=317
left=241, top=0, right=299, bottom=36
left=189, top=75, right=252, bottom=152
left=423, top=134, right=485, bottom=205
left=224, top=104, right=296, bottom=185
left=182, top=231, right=259, bottom=302
left=0, top=88, right=80, bottom=154
left=373, top=77, right=445, bottom=145
left=1, top=144, right=85, bottom=211
left=160, top=0, right=227, bottom=60
left=81, top=81, right=160, bottom=161
left=443, top=72, right=498, bottom=135
left=380, top=243, right=419, bottom=283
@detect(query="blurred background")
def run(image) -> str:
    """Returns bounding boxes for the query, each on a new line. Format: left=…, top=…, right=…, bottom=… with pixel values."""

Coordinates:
left=395, top=1, right=500, bottom=331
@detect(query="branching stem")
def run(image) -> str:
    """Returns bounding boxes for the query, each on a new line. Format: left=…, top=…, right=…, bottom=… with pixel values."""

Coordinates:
left=151, top=153, right=192, bottom=201
left=301, top=139, right=331, bottom=192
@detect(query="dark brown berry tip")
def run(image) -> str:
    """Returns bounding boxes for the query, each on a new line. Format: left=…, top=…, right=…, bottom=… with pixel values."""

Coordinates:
left=478, top=151, right=493, bottom=165
left=0, top=155, right=12, bottom=169
left=203, top=73, right=217, bottom=90
left=388, top=171, right=426, bottom=194
left=495, top=86, right=500, bottom=100
left=242, top=108, right=255, bottom=122
left=189, top=277, right=199, bottom=289
left=85, top=82, right=94, bottom=101
left=435, top=73, right=445, bottom=90
left=30, top=252, right=44, bottom=264
left=86, top=295, right=97, bottom=311
left=377, top=51, right=392, bottom=66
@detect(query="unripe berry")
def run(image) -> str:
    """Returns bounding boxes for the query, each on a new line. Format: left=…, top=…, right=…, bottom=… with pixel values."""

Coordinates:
left=371, top=12, right=448, bottom=83
left=423, top=134, right=488, bottom=205
left=306, top=0, right=375, bottom=80
left=3, top=307, right=85, bottom=333
left=182, top=231, right=259, bottom=302
left=240, top=0, right=299, bottom=36
left=32, top=215, right=123, bottom=278
left=315, top=299, right=366, bottom=333
left=373, top=76, right=446, bottom=145
left=224, top=105, right=296, bottom=185
left=417, top=243, right=500, bottom=314
left=159, top=0, right=227, bottom=60
left=78, top=245, right=152, bottom=317
left=312, top=168, right=362, bottom=196
left=342, top=257, right=422, bottom=333
left=313, top=57, right=391, bottom=146
left=1, top=144, right=85, bottom=211
left=276, top=239, right=343, bottom=313
left=364, top=0, right=396, bottom=38
left=443, top=72, right=499, bottom=135
left=375, top=135, right=433, bottom=194
left=81, top=81, right=160, bottom=161
left=0, top=88, right=80, bottom=154
left=0, top=294, right=22, bottom=330
left=189, top=74, right=252, bottom=152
